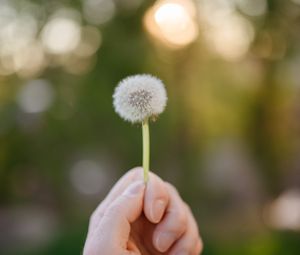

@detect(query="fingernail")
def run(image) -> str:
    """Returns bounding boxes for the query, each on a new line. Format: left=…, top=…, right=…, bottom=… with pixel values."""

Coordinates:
left=151, top=199, right=166, bottom=223
left=155, top=232, right=175, bottom=252
left=122, top=181, right=145, bottom=197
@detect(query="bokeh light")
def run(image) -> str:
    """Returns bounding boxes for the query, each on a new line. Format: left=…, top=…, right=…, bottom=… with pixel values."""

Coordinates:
left=205, top=13, right=254, bottom=61
left=144, top=0, right=199, bottom=49
left=0, top=3, right=39, bottom=76
left=1, top=0, right=300, bottom=254
left=17, top=79, right=54, bottom=114
left=70, top=160, right=109, bottom=195
left=75, top=26, right=102, bottom=58
left=41, top=17, right=81, bottom=55
left=198, top=0, right=255, bottom=61
left=0, top=207, right=58, bottom=252
left=235, top=0, right=267, bottom=16
left=83, top=0, right=116, bottom=25
left=14, top=41, right=47, bottom=78
left=291, top=0, right=300, bottom=5
left=265, top=189, right=300, bottom=231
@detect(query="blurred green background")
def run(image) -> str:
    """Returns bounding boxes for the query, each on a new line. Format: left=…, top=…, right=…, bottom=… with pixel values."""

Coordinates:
left=1, top=0, right=300, bottom=254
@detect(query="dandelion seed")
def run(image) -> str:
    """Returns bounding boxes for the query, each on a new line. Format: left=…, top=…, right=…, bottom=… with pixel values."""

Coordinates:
left=113, top=74, right=167, bottom=123
left=113, top=74, right=168, bottom=182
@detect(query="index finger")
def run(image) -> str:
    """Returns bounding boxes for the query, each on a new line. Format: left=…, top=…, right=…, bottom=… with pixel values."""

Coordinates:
left=88, top=167, right=143, bottom=233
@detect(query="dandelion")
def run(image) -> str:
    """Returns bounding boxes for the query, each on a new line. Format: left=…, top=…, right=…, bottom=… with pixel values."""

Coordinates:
left=113, top=74, right=167, bottom=182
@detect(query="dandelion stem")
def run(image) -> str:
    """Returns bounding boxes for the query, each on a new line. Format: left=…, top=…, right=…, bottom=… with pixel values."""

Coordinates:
left=142, top=118, right=150, bottom=183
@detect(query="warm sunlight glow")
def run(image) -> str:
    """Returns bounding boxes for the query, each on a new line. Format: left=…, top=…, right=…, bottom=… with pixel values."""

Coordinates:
left=198, top=0, right=254, bottom=61
left=144, top=0, right=198, bottom=49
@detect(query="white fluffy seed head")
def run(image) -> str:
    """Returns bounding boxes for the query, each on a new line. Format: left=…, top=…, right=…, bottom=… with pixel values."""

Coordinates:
left=113, top=74, right=167, bottom=123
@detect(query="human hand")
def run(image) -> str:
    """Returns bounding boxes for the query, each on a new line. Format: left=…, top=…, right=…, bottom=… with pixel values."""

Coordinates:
left=83, top=167, right=203, bottom=255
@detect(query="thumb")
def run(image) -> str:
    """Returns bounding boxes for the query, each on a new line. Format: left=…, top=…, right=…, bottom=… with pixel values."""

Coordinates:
left=100, top=181, right=145, bottom=247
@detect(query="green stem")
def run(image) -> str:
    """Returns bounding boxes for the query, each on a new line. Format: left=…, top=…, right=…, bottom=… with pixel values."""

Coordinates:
left=142, top=118, right=150, bottom=183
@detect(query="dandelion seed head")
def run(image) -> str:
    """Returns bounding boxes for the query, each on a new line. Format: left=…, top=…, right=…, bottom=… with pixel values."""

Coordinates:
left=113, top=74, right=167, bottom=123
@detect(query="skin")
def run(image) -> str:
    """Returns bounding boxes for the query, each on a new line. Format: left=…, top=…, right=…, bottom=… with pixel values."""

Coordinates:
left=83, top=167, right=203, bottom=255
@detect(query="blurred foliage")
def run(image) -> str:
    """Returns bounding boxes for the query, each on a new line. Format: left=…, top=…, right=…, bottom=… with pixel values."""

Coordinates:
left=1, top=0, right=300, bottom=254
